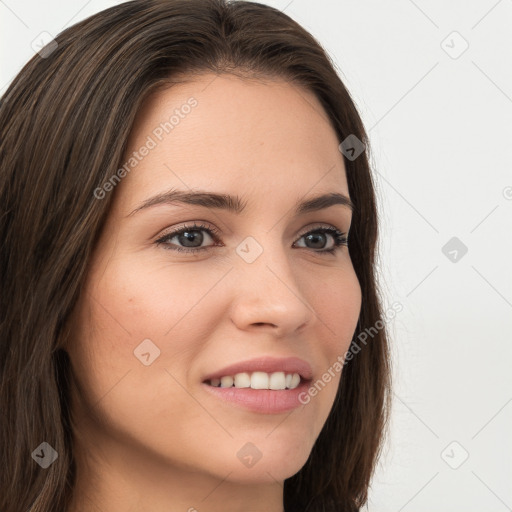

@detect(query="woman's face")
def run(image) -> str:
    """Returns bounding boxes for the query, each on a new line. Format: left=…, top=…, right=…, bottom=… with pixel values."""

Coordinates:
left=66, top=74, right=361, bottom=491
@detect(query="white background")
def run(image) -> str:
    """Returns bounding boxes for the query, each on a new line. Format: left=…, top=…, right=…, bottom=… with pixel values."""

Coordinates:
left=2, top=1, right=511, bottom=510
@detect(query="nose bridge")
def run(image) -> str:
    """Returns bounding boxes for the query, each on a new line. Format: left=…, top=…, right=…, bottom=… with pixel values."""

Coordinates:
left=230, top=231, right=315, bottom=334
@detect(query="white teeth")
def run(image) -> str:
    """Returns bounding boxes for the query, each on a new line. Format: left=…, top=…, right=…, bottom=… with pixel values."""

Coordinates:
left=251, top=371, right=269, bottom=389
left=234, top=372, right=251, bottom=388
left=220, top=376, right=233, bottom=388
left=207, top=371, right=302, bottom=390
left=269, top=372, right=286, bottom=390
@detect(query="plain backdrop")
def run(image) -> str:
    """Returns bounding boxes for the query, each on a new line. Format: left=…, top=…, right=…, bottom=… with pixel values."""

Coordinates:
left=2, top=1, right=512, bottom=510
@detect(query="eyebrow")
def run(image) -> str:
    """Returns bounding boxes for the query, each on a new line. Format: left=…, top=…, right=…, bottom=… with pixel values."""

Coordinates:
left=126, top=189, right=354, bottom=217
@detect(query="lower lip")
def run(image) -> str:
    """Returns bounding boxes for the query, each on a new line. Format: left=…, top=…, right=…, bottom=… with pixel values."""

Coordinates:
left=201, top=379, right=311, bottom=414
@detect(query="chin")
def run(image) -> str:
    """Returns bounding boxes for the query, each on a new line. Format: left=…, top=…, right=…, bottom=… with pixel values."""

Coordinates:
left=216, top=437, right=313, bottom=484
left=219, top=455, right=309, bottom=484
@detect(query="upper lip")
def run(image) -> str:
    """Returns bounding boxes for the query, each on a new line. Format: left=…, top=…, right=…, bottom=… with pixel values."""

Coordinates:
left=202, top=356, right=313, bottom=382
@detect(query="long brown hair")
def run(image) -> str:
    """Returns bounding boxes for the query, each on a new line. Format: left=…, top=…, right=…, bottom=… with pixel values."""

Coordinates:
left=0, top=1, right=392, bottom=510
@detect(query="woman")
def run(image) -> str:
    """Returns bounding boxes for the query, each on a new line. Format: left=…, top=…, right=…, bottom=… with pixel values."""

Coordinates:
left=0, top=1, right=392, bottom=510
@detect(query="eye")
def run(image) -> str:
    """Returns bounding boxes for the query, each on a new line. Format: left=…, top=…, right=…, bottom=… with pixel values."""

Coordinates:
left=155, top=222, right=220, bottom=253
left=294, top=226, right=348, bottom=254
left=155, top=223, right=349, bottom=255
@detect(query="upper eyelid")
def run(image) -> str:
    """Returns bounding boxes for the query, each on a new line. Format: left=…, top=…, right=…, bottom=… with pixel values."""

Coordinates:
left=156, top=222, right=220, bottom=240
left=156, top=222, right=346, bottom=243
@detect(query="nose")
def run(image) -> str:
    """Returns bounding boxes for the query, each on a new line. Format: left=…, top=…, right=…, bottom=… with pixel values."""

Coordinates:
left=229, top=242, right=316, bottom=337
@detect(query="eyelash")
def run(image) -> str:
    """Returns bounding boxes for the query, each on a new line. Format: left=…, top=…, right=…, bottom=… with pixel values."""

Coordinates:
left=155, top=222, right=349, bottom=255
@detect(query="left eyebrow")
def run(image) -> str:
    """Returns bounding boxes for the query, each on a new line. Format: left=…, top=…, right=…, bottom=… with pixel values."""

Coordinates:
left=126, top=189, right=354, bottom=217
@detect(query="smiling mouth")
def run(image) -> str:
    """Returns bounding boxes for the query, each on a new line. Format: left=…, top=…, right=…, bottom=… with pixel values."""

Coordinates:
left=204, top=371, right=304, bottom=390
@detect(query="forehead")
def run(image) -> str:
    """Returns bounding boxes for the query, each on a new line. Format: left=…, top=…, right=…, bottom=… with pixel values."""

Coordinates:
left=116, top=73, right=349, bottom=213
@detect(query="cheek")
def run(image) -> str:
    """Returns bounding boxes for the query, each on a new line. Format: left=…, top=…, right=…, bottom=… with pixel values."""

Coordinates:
left=68, top=256, right=228, bottom=454
left=70, top=254, right=225, bottom=400
left=302, top=265, right=361, bottom=419
left=311, top=264, right=362, bottom=353
left=82, top=252, right=218, bottom=345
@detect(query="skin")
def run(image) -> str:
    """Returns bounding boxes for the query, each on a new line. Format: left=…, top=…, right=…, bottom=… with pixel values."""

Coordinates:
left=64, top=73, right=362, bottom=512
